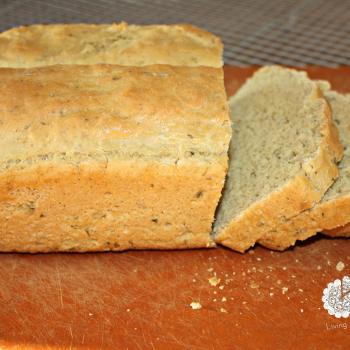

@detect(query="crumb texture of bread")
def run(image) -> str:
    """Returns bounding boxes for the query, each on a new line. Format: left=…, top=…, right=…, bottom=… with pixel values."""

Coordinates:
left=214, top=66, right=343, bottom=252
left=259, top=90, right=350, bottom=249
left=0, top=64, right=231, bottom=252
left=0, top=23, right=223, bottom=68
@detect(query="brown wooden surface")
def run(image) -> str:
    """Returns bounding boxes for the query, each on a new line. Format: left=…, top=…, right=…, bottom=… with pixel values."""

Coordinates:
left=1, top=66, right=350, bottom=350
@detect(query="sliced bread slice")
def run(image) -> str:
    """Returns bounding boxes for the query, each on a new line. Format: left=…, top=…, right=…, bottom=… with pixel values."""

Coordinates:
left=214, top=66, right=343, bottom=252
left=259, top=89, right=350, bottom=249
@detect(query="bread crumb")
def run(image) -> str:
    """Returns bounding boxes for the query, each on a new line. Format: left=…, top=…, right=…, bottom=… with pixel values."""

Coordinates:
left=126, top=309, right=130, bottom=312
left=219, top=285, right=224, bottom=290
left=190, top=302, right=202, bottom=310
left=256, top=257, right=262, bottom=261
left=277, top=280, right=282, bottom=285
left=220, top=308, right=228, bottom=313
left=221, top=297, right=227, bottom=302
left=248, top=250, right=255, bottom=255
left=282, top=287, right=288, bottom=295
left=336, top=261, right=345, bottom=271
left=269, top=292, right=274, bottom=297
left=298, top=288, right=303, bottom=292
left=209, top=276, right=221, bottom=286
left=250, top=281, right=259, bottom=289
left=213, top=298, right=217, bottom=302
left=207, top=267, right=214, bottom=272
left=300, top=309, right=304, bottom=313
left=317, top=265, right=321, bottom=270
left=282, top=266, right=287, bottom=270
left=88, top=312, right=93, bottom=316
left=213, top=291, right=217, bottom=295
left=192, top=278, right=196, bottom=282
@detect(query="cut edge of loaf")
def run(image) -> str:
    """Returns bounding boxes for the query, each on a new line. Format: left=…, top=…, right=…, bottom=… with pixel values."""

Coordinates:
left=214, top=66, right=343, bottom=253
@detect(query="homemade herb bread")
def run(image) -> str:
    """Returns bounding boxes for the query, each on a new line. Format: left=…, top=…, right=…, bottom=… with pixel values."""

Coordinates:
left=260, top=89, right=350, bottom=249
left=0, top=23, right=222, bottom=68
left=0, top=64, right=230, bottom=252
left=214, top=66, right=343, bottom=252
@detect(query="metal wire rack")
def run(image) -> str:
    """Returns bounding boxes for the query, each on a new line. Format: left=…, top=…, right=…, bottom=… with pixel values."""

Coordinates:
left=1, top=0, right=350, bottom=66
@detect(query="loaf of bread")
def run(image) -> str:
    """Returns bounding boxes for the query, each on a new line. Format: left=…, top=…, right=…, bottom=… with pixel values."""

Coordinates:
left=214, top=66, right=343, bottom=252
left=0, top=23, right=222, bottom=68
left=259, top=89, right=350, bottom=249
left=0, top=64, right=230, bottom=252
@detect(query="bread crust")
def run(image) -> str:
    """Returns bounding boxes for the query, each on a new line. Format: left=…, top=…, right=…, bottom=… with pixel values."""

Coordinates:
left=0, top=23, right=223, bottom=68
left=323, top=222, right=350, bottom=237
left=215, top=69, right=343, bottom=253
left=259, top=195, right=350, bottom=250
left=0, top=162, right=222, bottom=252
left=0, top=64, right=230, bottom=252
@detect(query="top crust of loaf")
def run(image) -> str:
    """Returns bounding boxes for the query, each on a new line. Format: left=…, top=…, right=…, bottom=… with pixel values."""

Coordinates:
left=0, top=23, right=223, bottom=68
left=0, top=64, right=230, bottom=172
left=259, top=90, right=350, bottom=249
left=214, top=66, right=343, bottom=252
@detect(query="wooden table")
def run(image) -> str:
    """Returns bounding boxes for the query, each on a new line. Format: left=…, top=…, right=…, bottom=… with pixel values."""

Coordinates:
left=0, top=67, right=349, bottom=349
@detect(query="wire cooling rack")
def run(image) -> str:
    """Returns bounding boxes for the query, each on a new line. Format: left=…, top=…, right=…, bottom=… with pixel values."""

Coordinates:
left=1, top=0, right=350, bottom=66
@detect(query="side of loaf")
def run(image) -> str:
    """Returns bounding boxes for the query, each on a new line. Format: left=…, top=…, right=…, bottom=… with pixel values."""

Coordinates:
left=0, top=23, right=223, bottom=68
left=214, top=66, right=343, bottom=252
left=259, top=90, right=350, bottom=250
left=0, top=64, right=231, bottom=252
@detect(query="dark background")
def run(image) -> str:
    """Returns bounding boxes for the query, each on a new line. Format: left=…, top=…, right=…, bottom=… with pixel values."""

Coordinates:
left=1, top=0, right=350, bottom=66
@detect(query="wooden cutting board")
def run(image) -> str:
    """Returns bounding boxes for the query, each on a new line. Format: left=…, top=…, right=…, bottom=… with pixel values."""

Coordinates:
left=0, top=67, right=349, bottom=350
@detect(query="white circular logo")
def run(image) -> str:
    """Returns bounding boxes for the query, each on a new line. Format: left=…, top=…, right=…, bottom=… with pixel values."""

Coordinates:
left=322, top=276, right=350, bottom=318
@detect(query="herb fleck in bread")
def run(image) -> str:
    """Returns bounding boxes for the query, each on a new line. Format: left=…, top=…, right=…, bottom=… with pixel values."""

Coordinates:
left=214, top=66, right=343, bottom=252
left=0, top=64, right=230, bottom=252
left=260, top=89, right=350, bottom=249
left=0, top=23, right=222, bottom=68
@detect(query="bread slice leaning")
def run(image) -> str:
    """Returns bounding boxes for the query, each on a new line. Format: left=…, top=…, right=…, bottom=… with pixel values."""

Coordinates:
left=0, top=64, right=231, bottom=252
left=259, top=89, right=350, bottom=250
left=214, top=66, right=343, bottom=253
left=0, top=23, right=222, bottom=68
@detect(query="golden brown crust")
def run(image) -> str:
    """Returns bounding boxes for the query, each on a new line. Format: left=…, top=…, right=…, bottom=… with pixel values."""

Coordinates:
left=259, top=195, right=350, bottom=250
left=0, top=64, right=230, bottom=252
left=0, top=162, right=222, bottom=252
left=215, top=71, right=343, bottom=253
left=0, top=23, right=223, bottom=68
left=0, top=64, right=230, bottom=163
left=323, top=223, right=350, bottom=237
